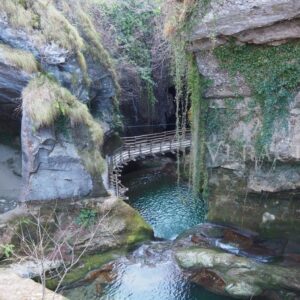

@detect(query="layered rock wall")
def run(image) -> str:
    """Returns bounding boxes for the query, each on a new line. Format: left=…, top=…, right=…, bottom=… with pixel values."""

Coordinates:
left=0, top=2, right=117, bottom=203
left=189, top=0, right=300, bottom=234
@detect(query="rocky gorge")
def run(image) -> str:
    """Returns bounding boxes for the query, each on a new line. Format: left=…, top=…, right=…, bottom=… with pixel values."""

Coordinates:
left=0, top=0, right=300, bottom=299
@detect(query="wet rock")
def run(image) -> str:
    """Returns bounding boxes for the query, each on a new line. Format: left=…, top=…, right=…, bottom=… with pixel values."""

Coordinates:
left=223, top=228, right=254, bottom=249
left=191, top=269, right=226, bottom=295
left=175, top=247, right=300, bottom=298
left=177, top=223, right=288, bottom=264
left=83, top=262, right=116, bottom=285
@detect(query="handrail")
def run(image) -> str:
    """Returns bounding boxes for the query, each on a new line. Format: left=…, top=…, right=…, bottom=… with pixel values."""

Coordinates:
left=107, top=129, right=191, bottom=198
left=121, top=129, right=190, bottom=143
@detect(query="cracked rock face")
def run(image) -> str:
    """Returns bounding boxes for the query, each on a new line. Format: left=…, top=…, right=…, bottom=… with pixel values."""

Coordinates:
left=190, top=0, right=300, bottom=50
left=21, top=109, right=93, bottom=202
left=189, top=0, right=300, bottom=233
left=0, top=16, right=117, bottom=203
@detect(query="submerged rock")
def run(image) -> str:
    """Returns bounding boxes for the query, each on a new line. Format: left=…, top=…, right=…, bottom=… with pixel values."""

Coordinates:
left=176, top=247, right=300, bottom=298
left=175, top=223, right=300, bottom=299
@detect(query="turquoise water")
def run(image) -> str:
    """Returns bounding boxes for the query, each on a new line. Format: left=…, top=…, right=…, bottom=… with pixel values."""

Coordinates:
left=99, top=255, right=232, bottom=300
left=123, top=170, right=207, bottom=240
left=65, top=168, right=233, bottom=300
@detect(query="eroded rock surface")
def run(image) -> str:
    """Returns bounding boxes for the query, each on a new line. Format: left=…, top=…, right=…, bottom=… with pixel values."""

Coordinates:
left=188, top=0, right=300, bottom=233
left=190, top=0, right=300, bottom=50
left=0, top=196, right=153, bottom=288
left=175, top=223, right=300, bottom=299
left=0, top=7, right=119, bottom=203
left=0, top=269, right=67, bottom=300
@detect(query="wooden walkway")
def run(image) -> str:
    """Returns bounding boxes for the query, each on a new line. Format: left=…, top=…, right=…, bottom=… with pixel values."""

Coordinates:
left=106, top=129, right=191, bottom=197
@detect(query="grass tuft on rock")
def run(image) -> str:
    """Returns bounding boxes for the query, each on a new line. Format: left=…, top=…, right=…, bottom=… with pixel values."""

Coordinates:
left=0, top=0, right=120, bottom=94
left=23, top=75, right=102, bottom=142
left=22, top=75, right=105, bottom=175
left=0, top=44, right=38, bottom=73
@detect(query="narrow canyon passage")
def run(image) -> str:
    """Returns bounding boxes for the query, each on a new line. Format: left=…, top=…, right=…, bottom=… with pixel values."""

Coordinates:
left=0, top=0, right=300, bottom=299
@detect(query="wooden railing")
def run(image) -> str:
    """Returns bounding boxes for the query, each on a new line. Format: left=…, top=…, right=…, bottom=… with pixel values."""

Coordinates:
left=107, top=129, right=191, bottom=197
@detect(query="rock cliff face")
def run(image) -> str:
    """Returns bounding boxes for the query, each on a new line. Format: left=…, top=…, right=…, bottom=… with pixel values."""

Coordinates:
left=188, top=0, right=300, bottom=234
left=0, top=1, right=118, bottom=203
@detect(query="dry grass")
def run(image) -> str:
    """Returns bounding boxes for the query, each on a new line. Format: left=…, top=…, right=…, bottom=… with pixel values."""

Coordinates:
left=22, top=75, right=103, bottom=146
left=59, top=0, right=121, bottom=94
left=22, top=74, right=105, bottom=175
left=0, top=44, right=38, bottom=73
left=1, top=0, right=83, bottom=52
left=0, top=0, right=35, bottom=29
left=1, top=0, right=120, bottom=96
left=80, top=149, right=105, bottom=175
left=35, top=2, right=84, bottom=52
left=163, top=0, right=197, bottom=38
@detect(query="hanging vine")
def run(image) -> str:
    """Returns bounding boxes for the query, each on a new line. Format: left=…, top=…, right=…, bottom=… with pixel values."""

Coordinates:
left=187, top=54, right=209, bottom=196
left=164, top=0, right=210, bottom=196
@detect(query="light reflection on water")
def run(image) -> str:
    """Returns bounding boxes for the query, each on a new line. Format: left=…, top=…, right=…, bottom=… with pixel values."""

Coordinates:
left=99, top=258, right=230, bottom=300
left=123, top=170, right=207, bottom=240
left=65, top=168, right=233, bottom=300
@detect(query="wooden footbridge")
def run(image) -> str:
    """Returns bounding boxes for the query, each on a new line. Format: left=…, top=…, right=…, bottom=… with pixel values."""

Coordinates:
left=106, top=129, right=191, bottom=197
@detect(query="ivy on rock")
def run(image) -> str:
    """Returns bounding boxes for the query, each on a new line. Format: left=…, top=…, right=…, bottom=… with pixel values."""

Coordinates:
left=214, top=41, right=300, bottom=156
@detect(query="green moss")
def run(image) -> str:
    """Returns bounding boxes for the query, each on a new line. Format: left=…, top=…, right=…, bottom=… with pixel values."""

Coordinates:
left=187, top=54, right=209, bottom=196
left=46, top=250, right=125, bottom=290
left=125, top=212, right=153, bottom=246
left=214, top=41, right=300, bottom=156
left=165, top=0, right=213, bottom=195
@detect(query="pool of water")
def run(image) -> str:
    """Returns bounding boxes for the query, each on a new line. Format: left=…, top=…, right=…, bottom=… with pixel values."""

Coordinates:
left=123, top=169, right=207, bottom=240
left=65, top=167, right=234, bottom=300
left=66, top=243, right=233, bottom=300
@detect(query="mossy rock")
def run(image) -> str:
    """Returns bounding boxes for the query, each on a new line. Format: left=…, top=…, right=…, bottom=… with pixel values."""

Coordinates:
left=107, top=198, right=154, bottom=248
left=46, top=250, right=125, bottom=290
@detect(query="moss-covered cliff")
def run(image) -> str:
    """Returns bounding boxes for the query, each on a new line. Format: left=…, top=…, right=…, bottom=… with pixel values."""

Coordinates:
left=0, top=0, right=121, bottom=202
left=164, top=0, right=300, bottom=235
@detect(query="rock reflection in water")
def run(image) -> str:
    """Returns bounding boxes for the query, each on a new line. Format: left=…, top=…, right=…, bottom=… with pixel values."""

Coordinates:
left=65, top=243, right=233, bottom=300
left=123, top=169, right=208, bottom=240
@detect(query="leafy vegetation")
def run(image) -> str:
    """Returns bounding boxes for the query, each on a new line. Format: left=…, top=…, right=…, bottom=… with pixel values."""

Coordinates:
left=0, top=244, right=15, bottom=258
left=95, top=0, right=161, bottom=106
left=76, top=208, right=97, bottom=227
left=214, top=41, right=300, bottom=155
left=164, top=0, right=211, bottom=195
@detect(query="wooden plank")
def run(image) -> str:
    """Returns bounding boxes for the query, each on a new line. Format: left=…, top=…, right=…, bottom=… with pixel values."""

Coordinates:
left=107, top=129, right=192, bottom=197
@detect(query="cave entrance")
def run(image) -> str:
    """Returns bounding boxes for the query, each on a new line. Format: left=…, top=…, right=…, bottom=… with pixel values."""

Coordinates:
left=0, top=94, right=22, bottom=213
